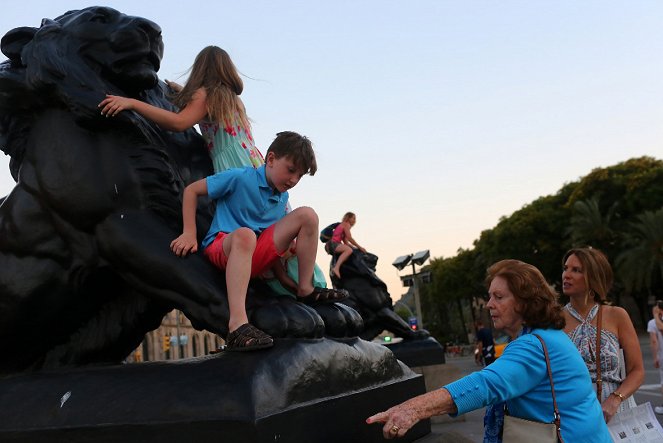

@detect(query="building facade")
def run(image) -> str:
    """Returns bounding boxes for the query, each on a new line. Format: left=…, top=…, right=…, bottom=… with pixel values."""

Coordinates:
left=127, top=310, right=223, bottom=362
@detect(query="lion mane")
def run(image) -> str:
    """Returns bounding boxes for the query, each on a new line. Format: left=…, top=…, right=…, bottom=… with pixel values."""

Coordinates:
left=1, top=7, right=173, bottom=175
left=0, top=7, right=219, bottom=372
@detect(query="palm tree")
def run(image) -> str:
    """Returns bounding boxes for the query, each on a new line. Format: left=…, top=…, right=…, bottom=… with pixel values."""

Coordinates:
left=566, top=197, right=618, bottom=250
left=615, top=207, right=663, bottom=296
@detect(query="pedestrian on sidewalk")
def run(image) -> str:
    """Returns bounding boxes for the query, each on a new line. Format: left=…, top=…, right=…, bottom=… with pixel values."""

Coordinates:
left=647, top=302, right=663, bottom=415
left=474, top=319, right=495, bottom=367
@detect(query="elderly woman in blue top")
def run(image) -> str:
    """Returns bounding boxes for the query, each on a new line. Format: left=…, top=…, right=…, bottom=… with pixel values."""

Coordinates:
left=367, top=259, right=611, bottom=442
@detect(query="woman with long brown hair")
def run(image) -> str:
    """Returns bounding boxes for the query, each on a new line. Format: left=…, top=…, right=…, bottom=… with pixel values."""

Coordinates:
left=562, top=247, right=644, bottom=422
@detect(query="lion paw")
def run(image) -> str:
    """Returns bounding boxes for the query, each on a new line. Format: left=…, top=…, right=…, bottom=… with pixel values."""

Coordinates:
left=250, top=298, right=325, bottom=339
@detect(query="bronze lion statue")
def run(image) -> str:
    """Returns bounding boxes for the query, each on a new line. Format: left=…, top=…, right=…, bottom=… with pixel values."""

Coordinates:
left=0, top=6, right=360, bottom=374
left=328, top=250, right=429, bottom=341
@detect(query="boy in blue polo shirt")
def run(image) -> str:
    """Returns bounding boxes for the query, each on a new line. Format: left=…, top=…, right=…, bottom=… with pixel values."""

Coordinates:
left=170, top=131, right=347, bottom=351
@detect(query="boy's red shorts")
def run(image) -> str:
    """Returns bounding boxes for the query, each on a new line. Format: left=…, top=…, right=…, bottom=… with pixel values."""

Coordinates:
left=203, top=224, right=286, bottom=277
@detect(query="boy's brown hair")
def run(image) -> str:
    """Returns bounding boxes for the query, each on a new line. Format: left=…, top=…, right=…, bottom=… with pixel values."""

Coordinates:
left=266, top=131, right=317, bottom=176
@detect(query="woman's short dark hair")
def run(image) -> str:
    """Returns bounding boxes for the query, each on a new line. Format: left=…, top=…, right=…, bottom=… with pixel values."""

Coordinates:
left=486, top=259, right=565, bottom=330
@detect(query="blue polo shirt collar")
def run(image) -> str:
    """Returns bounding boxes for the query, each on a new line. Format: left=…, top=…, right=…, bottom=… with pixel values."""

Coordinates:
left=257, top=164, right=282, bottom=200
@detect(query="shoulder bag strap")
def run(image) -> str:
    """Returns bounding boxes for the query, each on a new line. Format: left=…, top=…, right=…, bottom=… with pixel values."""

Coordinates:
left=596, top=304, right=603, bottom=401
left=532, top=333, right=564, bottom=443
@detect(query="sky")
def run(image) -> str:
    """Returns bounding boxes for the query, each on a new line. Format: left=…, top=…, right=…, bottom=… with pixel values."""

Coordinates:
left=0, top=1, right=662, bottom=302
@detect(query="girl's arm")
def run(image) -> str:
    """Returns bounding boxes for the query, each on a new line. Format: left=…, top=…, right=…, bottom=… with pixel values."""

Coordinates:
left=655, top=307, right=663, bottom=331
left=650, top=327, right=660, bottom=369
left=343, top=224, right=366, bottom=253
left=170, top=178, right=208, bottom=257
left=272, top=260, right=298, bottom=294
left=604, top=307, right=644, bottom=422
left=98, top=88, right=208, bottom=132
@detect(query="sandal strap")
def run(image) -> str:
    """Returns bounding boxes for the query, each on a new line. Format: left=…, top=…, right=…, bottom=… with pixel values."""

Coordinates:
left=320, top=288, right=349, bottom=301
left=227, top=323, right=272, bottom=348
left=298, top=287, right=349, bottom=304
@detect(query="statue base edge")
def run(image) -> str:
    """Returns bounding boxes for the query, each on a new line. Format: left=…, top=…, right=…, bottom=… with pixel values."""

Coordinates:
left=0, top=338, right=431, bottom=443
left=384, top=337, right=446, bottom=367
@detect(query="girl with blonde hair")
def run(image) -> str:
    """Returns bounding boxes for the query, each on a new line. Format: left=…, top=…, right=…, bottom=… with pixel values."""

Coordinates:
left=328, top=212, right=366, bottom=279
left=99, top=45, right=263, bottom=171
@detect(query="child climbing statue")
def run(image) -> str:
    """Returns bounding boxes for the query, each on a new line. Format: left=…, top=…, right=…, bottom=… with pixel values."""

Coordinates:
left=170, top=131, right=348, bottom=351
left=328, top=212, right=366, bottom=279
left=99, top=45, right=262, bottom=171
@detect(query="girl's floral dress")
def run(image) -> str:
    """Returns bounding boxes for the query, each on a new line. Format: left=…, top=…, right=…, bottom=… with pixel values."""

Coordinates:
left=199, top=120, right=264, bottom=173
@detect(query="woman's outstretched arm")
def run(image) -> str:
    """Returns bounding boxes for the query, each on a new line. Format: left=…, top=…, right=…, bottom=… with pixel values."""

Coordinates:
left=366, top=388, right=456, bottom=439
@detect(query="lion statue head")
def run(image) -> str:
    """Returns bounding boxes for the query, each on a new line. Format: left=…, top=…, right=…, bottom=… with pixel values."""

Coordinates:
left=0, top=6, right=202, bottom=181
left=2, top=6, right=163, bottom=100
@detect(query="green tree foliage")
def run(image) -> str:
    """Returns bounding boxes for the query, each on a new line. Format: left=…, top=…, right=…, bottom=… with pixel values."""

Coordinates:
left=566, top=157, right=663, bottom=219
left=426, top=157, right=663, bottom=340
left=422, top=249, right=481, bottom=342
left=473, top=188, right=573, bottom=286
left=566, top=197, right=618, bottom=251
left=394, top=305, right=413, bottom=323
left=616, top=207, right=663, bottom=296
left=565, top=156, right=663, bottom=261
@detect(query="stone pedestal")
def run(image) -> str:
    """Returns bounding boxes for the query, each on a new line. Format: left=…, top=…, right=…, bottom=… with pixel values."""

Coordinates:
left=0, top=338, right=430, bottom=443
left=384, top=337, right=445, bottom=367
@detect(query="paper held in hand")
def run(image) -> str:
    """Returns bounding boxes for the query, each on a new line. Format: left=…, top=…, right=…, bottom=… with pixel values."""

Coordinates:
left=607, top=402, right=663, bottom=443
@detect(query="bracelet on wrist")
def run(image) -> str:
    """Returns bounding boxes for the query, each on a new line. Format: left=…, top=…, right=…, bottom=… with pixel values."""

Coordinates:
left=611, top=391, right=625, bottom=402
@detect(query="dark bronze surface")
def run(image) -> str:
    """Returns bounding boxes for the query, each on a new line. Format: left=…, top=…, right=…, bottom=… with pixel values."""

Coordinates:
left=0, top=338, right=430, bottom=442
left=331, top=251, right=431, bottom=341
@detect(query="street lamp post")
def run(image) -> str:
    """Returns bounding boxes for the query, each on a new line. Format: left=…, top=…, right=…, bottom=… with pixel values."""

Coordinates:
left=176, top=310, right=182, bottom=359
left=392, top=250, right=430, bottom=329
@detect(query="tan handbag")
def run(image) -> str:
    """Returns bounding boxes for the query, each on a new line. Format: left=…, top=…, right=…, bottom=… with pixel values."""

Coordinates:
left=502, top=334, right=564, bottom=443
left=502, top=414, right=558, bottom=442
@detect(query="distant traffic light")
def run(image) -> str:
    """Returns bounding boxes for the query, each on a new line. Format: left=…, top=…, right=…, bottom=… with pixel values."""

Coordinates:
left=383, top=336, right=392, bottom=343
left=408, top=317, right=418, bottom=331
left=163, top=335, right=171, bottom=352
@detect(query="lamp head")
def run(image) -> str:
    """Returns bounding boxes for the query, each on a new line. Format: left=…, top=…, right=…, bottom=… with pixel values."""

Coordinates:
left=392, top=254, right=412, bottom=270
left=411, top=250, right=430, bottom=266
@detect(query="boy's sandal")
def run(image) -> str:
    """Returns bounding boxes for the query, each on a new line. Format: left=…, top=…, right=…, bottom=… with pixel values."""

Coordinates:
left=226, top=323, right=274, bottom=352
left=297, top=287, right=349, bottom=305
